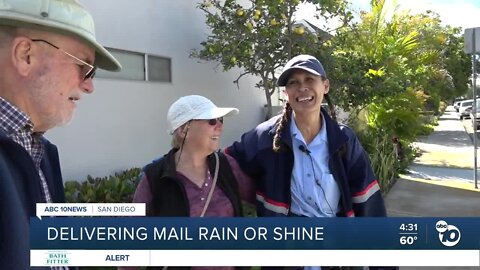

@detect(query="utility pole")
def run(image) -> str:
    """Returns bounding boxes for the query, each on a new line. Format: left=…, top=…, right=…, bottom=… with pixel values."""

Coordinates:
left=465, top=28, right=479, bottom=189
left=473, top=52, right=478, bottom=189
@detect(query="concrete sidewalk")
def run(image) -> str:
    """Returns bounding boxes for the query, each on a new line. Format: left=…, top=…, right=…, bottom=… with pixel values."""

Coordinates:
left=412, top=109, right=474, bottom=169
left=385, top=106, right=480, bottom=218
left=385, top=106, right=480, bottom=269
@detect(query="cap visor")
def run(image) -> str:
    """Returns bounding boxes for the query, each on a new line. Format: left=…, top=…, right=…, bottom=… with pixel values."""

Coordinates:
left=277, top=67, right=321, bottom=86
left=194, top=107, right=239, bottom=120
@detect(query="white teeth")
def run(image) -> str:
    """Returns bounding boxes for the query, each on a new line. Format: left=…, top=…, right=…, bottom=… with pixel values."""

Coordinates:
left=297, top=96, right=314, bottom=102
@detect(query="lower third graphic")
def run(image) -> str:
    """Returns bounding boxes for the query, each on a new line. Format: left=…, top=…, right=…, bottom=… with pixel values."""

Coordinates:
left=435, top=220, right=461, bottom=247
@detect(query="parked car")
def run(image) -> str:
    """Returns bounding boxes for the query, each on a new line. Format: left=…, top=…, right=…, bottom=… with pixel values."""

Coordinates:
left=458, top=99, right=473, bottom=119
left=471, top=100, right=480, bottom=129
left=454, top=101, right=462, bottom=112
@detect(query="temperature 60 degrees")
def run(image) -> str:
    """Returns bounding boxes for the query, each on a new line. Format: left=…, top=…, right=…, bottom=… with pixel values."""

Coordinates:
left=400, top=236, right=418, bottom=245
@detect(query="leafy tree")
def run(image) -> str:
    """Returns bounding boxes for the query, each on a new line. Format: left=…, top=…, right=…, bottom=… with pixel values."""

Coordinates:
left=394, top=12, right=470, bottom=110
left=324, top=0, right=470, bottom=121
left=442, top=26, right=471, bottom=100
left=191, top=0, right=351, bottom=118
left=324, top=0, right=421, bottom=116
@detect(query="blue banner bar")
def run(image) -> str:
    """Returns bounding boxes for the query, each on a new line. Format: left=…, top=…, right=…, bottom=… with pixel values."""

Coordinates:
left=30, top=217, right=480, bottom=250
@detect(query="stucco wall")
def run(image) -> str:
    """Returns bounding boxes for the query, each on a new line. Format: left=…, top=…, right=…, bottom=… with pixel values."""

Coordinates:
left=45, top=0, right=265, bottom=181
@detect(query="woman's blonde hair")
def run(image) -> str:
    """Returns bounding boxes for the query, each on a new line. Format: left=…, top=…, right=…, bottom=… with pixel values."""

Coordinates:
left=171, top=122, right=189, bottom=149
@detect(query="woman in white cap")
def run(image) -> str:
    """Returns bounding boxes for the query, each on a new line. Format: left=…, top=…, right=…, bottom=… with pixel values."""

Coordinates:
left=119, top=96, right=254, bottom=270
left=227, top=54, right=388, bottom=219
left=133, top=95, right=254, bottom=221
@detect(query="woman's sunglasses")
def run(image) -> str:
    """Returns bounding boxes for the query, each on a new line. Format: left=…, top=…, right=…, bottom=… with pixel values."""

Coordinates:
left=204, top=117, right=224, bottom=126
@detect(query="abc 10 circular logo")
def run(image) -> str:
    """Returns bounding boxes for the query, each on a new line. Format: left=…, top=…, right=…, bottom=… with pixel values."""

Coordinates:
left=435, top=220, right=461, bottom=247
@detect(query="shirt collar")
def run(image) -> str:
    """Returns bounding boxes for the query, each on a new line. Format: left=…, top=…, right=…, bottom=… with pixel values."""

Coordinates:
left=0, top=97, right=34, bottom=137
left=290, top=112, right=328, bottom=146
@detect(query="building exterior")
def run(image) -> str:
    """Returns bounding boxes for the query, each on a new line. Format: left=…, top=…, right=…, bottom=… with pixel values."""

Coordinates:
left=45, top=0, right=266, bottom=181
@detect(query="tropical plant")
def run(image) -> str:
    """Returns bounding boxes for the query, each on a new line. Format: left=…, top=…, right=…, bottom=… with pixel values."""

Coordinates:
left=357, top=128, right=399, bottom=193
left=325, top=0, right=420, bottom=115
left=325, top=0, right=470, bottom=121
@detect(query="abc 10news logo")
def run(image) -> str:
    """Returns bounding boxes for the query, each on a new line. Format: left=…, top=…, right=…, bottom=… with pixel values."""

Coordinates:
left=435, top=220, right=461, bottom=247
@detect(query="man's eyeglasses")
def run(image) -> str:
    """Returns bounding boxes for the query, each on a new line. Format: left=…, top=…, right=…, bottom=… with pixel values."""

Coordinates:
left=30, top=39, right=97, bottom=80
left=203, top=117, right=224, bottom=126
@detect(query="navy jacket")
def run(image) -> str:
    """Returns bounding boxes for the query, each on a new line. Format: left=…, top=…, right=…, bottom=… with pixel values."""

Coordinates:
left=226, top=108, right=386, bottom=217
left=0, top=131, right=65, bottom=269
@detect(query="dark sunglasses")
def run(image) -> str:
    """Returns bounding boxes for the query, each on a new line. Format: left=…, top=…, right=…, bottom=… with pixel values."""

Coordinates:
left=204, top=117, right=224, bottom=126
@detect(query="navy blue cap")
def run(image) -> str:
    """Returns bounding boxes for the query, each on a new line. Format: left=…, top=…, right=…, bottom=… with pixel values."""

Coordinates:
left=277, top=54, right=326, bottom=86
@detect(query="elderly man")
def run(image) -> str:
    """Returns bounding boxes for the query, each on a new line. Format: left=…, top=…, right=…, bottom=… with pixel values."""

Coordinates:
left=0, top=0, right=121, bottom=269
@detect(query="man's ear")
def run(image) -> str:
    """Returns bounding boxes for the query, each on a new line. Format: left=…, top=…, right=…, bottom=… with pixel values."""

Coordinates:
left=11, top=37, right=35, bottom=76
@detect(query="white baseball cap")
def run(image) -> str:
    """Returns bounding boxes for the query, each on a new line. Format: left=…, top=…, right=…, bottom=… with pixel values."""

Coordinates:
left=167, top=95, right=239, bottom=134
left=0, top=0, right=121, bottom=71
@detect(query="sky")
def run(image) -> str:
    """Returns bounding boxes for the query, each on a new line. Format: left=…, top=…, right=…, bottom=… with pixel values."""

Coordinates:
left=296, top=0, right=480, bottom=30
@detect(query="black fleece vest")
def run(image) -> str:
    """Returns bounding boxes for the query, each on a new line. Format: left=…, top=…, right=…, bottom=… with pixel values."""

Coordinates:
left=143, top=149, right=243, bottom=217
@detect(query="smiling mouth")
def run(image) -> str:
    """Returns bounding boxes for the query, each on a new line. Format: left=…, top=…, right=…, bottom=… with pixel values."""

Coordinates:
left=69, top=97, right=80, bottom=102
left=297, top=96, right=314, bottom=102
left=211, top=136, right=220, bottom=140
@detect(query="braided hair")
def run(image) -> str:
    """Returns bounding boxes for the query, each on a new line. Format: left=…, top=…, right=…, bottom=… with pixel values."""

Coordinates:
left=272, top=102, right=292, bottom=152
left=323, top=93, right=337, bottom=122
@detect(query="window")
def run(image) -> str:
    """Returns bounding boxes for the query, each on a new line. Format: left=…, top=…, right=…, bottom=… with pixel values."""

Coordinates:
left=95, top=48, right=145, bottom=80
left=95, top=48, right=171, bottom=83
left=147, top=56, right=171, bottom=82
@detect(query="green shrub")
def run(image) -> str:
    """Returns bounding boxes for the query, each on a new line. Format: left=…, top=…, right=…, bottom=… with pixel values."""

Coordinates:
left=64, top=168, right=141, bottom=203
left=366, top=88, right=426, bottom=141
left=357, top=129, right=399, bottom=194
left=397, top=143, right=418, bottom=173
left=438, top=101, right=448, bottom=114
left=417, top=124, right=435, bottom=136
left=419, top=110, right=435, bottom=124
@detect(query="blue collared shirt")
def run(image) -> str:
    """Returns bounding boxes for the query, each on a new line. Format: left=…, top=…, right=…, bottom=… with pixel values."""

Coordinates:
left=289, top=113, right=340, bottom=217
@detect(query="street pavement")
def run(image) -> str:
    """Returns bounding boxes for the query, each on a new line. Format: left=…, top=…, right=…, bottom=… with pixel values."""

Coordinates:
left=384, top=106, right=480, bottom=269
